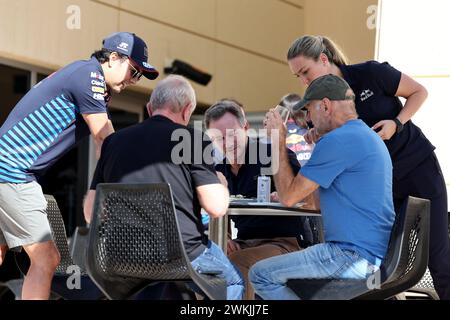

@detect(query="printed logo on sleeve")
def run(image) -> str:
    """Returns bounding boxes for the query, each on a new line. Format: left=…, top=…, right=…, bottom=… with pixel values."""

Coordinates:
left=91, top=86, right=105, bottom=94
left=92, top=93, right=105, bottom=101
left=90, top=72, right=104, bottom=81
left=91, top=79, right=104, bottom=86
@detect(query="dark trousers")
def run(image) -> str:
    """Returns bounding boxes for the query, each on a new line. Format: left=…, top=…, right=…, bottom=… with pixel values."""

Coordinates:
left=393, top=152, right=450, bottom=299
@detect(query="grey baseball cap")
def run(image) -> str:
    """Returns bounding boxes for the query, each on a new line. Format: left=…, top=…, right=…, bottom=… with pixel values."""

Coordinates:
left=292, top=74, right=354, bottom=112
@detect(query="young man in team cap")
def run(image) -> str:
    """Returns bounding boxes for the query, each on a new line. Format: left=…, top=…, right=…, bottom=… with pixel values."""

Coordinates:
left=0, top=32, right=158, bottom=299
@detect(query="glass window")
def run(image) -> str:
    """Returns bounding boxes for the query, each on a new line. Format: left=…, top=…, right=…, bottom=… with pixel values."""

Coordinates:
left=37, top=72, right=48, bottom=83
left=0, top=64, right=30, bottom=126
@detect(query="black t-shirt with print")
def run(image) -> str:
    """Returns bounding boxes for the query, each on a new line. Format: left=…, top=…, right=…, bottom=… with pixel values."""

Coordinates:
left=90, top=115, right=220, bottom=260
left=340, top=61, right=435, bottom=181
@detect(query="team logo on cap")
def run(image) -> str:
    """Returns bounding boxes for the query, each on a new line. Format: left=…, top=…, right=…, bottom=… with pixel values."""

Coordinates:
left=144, top=46, right=148, bottom=58
left=118, top=42, right=129, bottom=52
left=142, top=62, right=152, bottom=69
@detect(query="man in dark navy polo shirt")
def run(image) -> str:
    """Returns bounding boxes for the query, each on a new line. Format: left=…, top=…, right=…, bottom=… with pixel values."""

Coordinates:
left=204, top=99, right=314, bottom=299
left=84, top=75, right=244, bottom=300
left=0, top=32, right=158, bottom=299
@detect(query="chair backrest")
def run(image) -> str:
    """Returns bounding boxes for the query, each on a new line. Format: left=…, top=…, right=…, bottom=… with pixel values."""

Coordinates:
left=44, top=195, right=76, bottom=274
left=406, top=268, right=439, bottom=300
left=44, top=199, right=103, bottom=300
left=359, top=196, right=430, bottom=299
left=69, top=226, right=89, bottom=271
left=413, top=268, right=435, bottom=290
left=14, top=195, right=77, bottom=276
left=86, top=183, right=226, bottom=300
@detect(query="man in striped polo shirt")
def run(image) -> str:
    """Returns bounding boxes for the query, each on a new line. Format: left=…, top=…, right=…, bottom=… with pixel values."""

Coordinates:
left=0, top=32, right=158, bottom=299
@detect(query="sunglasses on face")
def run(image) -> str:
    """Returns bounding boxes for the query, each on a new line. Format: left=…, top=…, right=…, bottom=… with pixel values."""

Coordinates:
left=126, top=59, right=143, bottom=81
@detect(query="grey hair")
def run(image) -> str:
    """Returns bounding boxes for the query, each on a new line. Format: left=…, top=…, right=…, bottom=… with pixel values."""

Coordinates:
left=204, top=99, right=246, bottom=128
left=149, top=75, right=196, bottom=113
left=279, top=93, right=302, bottom=110
left=337, top=89, right=358, bottom=117
left=287, top=35, right=348, bottom=66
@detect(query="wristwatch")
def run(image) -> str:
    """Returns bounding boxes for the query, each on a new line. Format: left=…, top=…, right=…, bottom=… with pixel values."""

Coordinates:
left=393, top=118, right=404, bottom=133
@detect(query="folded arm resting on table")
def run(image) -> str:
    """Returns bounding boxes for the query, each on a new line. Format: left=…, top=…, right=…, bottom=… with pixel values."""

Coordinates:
left=272, top=150, right=319, bottom=208
left=267, top=112, right=320, bottom=208
left=270, top=191, right=319, bottom=210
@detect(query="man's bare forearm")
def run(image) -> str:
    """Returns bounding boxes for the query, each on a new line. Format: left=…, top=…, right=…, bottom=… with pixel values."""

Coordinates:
left=271, top=139, right=296, bottom=204
left=272, top=139, right=319, bottom=207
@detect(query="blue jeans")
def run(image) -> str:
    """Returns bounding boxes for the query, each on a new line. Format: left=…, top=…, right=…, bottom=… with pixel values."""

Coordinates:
left=249, top=242, right=380, bottom=300
left=191, top=240, right=244, bottom=300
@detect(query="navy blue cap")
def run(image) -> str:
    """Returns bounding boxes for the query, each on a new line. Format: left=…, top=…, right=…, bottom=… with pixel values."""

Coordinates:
left=102, top=32, right=159, bottom=80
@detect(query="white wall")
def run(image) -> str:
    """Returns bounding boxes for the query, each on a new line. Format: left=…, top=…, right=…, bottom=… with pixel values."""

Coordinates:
left=377, top=0, right=450, bottom=203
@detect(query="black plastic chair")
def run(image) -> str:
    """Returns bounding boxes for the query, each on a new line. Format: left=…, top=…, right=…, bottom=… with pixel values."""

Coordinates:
left=405, top=268, right=439, bottom=300
left=44, top=195, right=104, bottom=299
left=0, top=279, right=22, bottom=300
left=404, top=211, right=450, bottom=300
left=86, top=183, right=226, bottom=300
left=45, top=195, right=80, bottom=274
left=0, top=195, right=103, bottom=300
left=286, top=196, right=430, bottom=300
left=69, top=226, right=90, bottom=270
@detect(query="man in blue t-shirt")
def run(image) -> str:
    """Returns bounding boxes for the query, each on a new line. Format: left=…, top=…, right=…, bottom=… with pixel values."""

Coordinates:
left=249, top=74, right=395, bottom=300
left=0, top=32, right=158, bottom=299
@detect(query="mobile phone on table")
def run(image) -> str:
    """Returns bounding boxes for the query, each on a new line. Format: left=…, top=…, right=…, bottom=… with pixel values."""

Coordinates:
left=197, top=269, right=223, bottom=276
